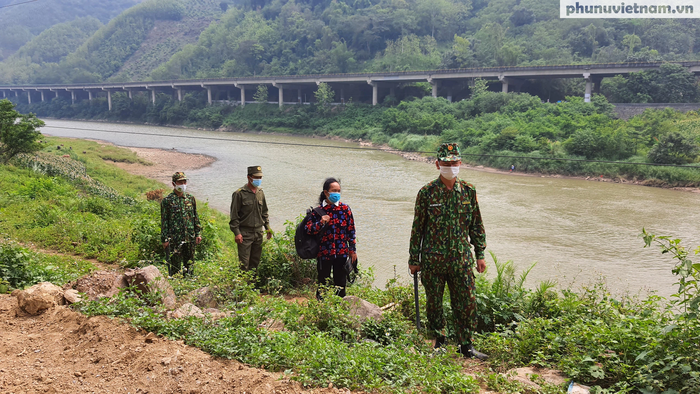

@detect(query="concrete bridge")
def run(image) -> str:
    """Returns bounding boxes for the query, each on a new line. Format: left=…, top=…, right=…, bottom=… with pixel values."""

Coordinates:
left=2, top=61, right=699, bottom=110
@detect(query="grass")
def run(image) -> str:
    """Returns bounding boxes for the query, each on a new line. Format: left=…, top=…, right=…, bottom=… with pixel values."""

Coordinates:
left=2, top=138, right=700, bottom=393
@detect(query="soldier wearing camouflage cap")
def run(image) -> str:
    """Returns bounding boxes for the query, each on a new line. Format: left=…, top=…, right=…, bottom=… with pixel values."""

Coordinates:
left=408, top=143, right=488, bottom=360
left=161, top=172, right=202, bottom=276
left=229, top=166, right=272, bottom=271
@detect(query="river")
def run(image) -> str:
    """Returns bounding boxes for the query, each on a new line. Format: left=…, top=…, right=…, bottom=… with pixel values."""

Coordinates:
left=41, top=119, right=700, bottom=297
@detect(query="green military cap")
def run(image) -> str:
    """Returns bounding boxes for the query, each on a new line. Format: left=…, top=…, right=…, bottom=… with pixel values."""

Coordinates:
left=437, top=143, right=461, bottom=162
left=248, top=166, right=263, bottom=176
left=172, top=171, right=187, bottom=182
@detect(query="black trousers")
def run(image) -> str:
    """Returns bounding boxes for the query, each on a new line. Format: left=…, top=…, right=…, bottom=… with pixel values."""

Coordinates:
left=317, top=256, right=347, bottom=299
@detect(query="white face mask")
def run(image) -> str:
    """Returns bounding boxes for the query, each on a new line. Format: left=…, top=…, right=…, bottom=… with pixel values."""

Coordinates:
left=175, top=184, right=187, bottom=193
left=440, top=165, right=460, bottom=180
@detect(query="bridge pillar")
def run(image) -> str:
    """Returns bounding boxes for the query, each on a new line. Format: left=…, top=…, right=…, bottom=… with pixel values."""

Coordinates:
left=40, top=91, right=45, bottom=102
left=278, top=85, right=284, bottom=108
left=500, top=76, right=509, bottom=93
left=150, top=89, right=157, bottom=105
left=203, top=86, right=212, bottom=105
left=499, top=76, right=523, bottom=93
left=15, top=90, right=19, bottom=97
left=70, top=90, right=76, bottom=104
left=26, top=90, right=31, bottom=104
left=430, top=80, right=439, bottom=98
left=108, top=91, right=112, bottom=111
left=240, top=85, right=246, bottom=107
left=87, top=90, right=93, bottom=102
left=583, top=73, right=593, bottom=103
left=128, top=90, right=133, bottom=100
left=368, top=81, right=378, bottom=106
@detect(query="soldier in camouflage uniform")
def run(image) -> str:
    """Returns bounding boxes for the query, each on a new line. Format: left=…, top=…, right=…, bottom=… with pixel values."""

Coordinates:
left=408, top=143, right=488, bottom=360
left=229, top=166, right=273, bottom=271
left=161, top=172, right=202, bottom=277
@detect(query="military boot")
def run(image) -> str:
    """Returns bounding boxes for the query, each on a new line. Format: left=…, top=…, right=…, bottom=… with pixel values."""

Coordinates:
left=459, top=343, right=488, bottom=360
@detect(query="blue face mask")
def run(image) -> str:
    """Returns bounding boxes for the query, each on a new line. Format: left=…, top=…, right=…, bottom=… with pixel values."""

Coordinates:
left=252, top=179, right=262, bottom=187
left=328, top=192, right=341, bottom=204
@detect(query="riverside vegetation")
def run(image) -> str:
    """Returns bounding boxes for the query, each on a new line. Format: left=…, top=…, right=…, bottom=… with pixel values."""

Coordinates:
left=1, top=130, right=699, bottom=393
left=13, top=78, right=700, bottom=187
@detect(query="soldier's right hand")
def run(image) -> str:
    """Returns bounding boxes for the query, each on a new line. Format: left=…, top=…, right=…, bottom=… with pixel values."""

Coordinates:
left=235, top=234, right=243, bottom=244
left=162, top=241, right=169, bottom=249
left=409, top=264, right=421, bottom=274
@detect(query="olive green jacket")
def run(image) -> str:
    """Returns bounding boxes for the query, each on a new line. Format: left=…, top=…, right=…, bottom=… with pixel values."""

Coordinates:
left=229, top=184, right=270, bottom=236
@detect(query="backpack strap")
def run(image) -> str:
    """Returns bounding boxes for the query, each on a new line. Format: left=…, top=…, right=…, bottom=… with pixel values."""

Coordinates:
left=311, top=206, right=331, bottom=235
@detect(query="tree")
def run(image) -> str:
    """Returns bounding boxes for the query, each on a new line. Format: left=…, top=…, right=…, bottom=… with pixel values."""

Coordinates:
left=314, top=82, right=335, bottom=113
left=647, top=131, right=699, bottom=164
left=0, top=99, right=44, bottom=163
left=253, top=84, right=268, bottom=103
left=622, top=34, right=641, bottom=55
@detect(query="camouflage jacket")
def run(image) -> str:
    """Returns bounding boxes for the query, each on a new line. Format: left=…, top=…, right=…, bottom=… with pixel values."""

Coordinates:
left=408, top=178, right=486, bottom=266
left=160, top=191, right=202, bottom=246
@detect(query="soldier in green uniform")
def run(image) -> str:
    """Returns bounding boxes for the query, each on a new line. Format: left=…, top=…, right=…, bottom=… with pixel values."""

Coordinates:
left=408, top=143, right=488, bottom=360
left=229, top=166, right=273, bottom=271
left=161, top=172, right=202, bottom=277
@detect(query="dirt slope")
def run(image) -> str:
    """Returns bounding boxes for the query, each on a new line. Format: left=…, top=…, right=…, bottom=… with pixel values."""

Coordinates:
left=0, top=294, right=346, bottom=394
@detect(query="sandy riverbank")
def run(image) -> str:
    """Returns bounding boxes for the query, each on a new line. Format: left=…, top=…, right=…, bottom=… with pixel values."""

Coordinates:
left=102, top=145, right=216, bottom=186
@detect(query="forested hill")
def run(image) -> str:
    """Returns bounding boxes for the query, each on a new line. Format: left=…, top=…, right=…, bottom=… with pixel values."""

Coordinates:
left=0, top=0, right=143, bottom=61
left=2, top=0, right=700, bottom=85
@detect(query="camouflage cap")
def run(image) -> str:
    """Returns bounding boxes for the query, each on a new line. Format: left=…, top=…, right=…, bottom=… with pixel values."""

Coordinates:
left=437, top=143, right=461, bottom=162
left=247, top=166, right=263, bottom=177
left=172, top=172, right=187, bottom=182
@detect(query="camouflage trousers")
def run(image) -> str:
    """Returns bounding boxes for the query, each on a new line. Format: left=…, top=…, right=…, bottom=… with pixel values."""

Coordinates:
left=421, top=254, right=476, bottom=346
left=168, top=242, right=195, bottom=277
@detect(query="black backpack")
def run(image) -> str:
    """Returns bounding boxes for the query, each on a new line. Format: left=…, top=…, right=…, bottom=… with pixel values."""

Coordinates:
left=295, top=206, right=329, bottom=259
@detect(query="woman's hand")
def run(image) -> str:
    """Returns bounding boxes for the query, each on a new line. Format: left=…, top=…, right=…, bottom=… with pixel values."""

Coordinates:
left=321, top=215, right=330, bottom=224
left=349, top=251, right=357, bottom=262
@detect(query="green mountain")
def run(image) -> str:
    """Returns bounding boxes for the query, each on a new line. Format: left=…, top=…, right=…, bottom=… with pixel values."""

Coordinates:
left=0, top=0, right=223, bottom=84
left=2, top=0, right=700, bottom=84
left=0, top=0, right=143, bottom=60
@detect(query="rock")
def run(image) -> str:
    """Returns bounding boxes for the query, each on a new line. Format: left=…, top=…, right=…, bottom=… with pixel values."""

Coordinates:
left=123, top=265, right=176, bottom=309
left=171, top=303, right=204, bottom=319
left=259, top=318, right=286, bottom=332
left=144, top=332, right=157, bottom=343
left=506, top=367, right=568, bottom=389
left=343, top=296, right=383, bottom=323
left=188, top=287, right=217, bottom=309
left=11, top=289, right=21, bottom=297
left=569, top=383, right=591, bottom=393
left=63, top=289, right=82, bottom=304
left=71, top=271, right=127, bottom=300
left=16, top=282, right=65, bottom=315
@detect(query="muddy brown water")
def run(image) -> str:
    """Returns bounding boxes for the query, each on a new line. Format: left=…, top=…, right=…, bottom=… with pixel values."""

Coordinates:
left=41, top=119, right=700, bottom=297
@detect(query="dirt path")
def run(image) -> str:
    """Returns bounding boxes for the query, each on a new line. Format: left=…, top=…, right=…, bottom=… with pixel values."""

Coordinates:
left=0, top=294, right=347, bottom=394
